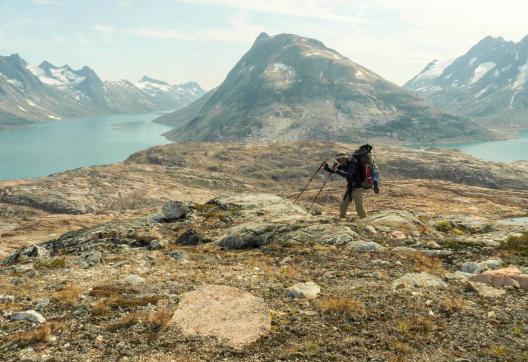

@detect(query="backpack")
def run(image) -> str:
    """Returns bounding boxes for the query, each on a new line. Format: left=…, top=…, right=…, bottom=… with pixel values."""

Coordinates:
left=352, top=144, right=374, bottom=189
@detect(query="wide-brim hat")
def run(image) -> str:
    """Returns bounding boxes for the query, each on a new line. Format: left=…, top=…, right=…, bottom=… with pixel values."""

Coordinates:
left=335, top=152, right=348, bottom=160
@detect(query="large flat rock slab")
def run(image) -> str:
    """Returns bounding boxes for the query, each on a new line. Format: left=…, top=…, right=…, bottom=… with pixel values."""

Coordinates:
left=170, top=284, right=271, bottom=348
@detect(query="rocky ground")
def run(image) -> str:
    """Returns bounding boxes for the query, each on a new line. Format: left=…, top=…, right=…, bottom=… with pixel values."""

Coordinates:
left=1, top=142, right=527, bottom=361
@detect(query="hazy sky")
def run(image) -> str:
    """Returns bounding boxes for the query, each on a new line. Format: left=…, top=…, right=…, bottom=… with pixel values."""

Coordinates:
left=1, top=0, right=527, bottom=89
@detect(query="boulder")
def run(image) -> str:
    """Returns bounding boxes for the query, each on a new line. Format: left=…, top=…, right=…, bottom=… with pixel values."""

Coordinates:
left=148, top=240, right=166, bottom=250
left=286, top=282, right=321, bottom=299
left=466, top=281, right=506, bottom=298
left=347, top=241, right=385, bottom=252
left=424, top=240, right=441, bottom=249
left=420, top=249, right=453, bottom=257
left=452, top=216, right=493, bottom=234
left=174, top=229, right=211, bottom=245
left=0, top=295, right=15, bottom=303
left=10, top=310, right=46, bottom=323
left=218, top=222, right=276, bottom=249
left=479, top=258, right=503, bottom=270
left=390, top=230, right=406, bottom=239
left=123, top=274, right=145, bottom=285
left=460, top=258, right=504, bottom=274
left=5, top=245, right=49, bottom=264
left=392, top=272, right=447, bottom=290
left=170, top=284, right=271, bottom=348
left=82, top=251, right=102, bottom=266
left=162, top=201, right=189, bottom=220
left=469, top=266, right=528, bottom=289
left=460, top=262, right=480, bottom=274
left=169, top=250, right=189, bottom=262
left=35, top=298, right=50, bottom=310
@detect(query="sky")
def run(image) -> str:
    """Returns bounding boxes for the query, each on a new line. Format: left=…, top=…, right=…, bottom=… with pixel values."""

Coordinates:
left=1, top=0, right=528, bottom=90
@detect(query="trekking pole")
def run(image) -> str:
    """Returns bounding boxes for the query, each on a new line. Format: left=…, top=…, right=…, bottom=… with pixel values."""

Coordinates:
left=306, top=173, right=332, bottom=214
left=292, top=163, right=324, bottom=204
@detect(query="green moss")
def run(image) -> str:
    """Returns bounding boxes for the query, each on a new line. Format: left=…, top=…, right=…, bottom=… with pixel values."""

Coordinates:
left=433, top=220, right=455, bottom=232
left=499, top=233, right=528, bottom=257
left=192, top=203, right=242, bottom=220
left=36, top=257, right=66, bottom=269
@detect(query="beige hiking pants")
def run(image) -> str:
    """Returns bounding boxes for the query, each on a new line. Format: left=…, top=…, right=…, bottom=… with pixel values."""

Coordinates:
left=340, top=188, right=367, bottom=219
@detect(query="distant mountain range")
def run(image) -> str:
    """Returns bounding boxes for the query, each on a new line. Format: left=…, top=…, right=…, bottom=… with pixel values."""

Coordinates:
left=155, top=33, right=492, bottom=143
left=404, top=35, right=528, bottom=128
left=0, top=53, right=204, bottom=130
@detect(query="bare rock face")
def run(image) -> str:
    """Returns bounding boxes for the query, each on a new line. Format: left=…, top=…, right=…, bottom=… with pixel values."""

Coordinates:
left=469, top=266, right=528, bottom=289
left=170, top=284, right=272, bottom=348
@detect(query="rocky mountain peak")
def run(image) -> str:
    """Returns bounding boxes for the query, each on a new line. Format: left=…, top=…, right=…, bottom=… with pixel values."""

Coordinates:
left=39, top=60, right=58, bottom=70
left=254, top=31, right=270, bottom=42
left=404, top=34, right=528, bottom=127
left=155, top=32, right=491, bottom=144
left=139, top=75, right=169, bottom=85
left=6, top=53, right=26, bottom=67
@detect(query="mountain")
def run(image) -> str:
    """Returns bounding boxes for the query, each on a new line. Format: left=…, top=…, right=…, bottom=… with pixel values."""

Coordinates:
left=0, top=54, right=86, bottom=128
left=155, top=32, right=492, bottom=143
left=0, top=54, right=205, bottom=129
left=404, top=35, right=528, bottom=128
left=134, top=76, right=204, bottom=110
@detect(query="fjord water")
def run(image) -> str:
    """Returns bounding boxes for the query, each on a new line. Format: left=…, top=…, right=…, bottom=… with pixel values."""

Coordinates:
left=445, top=130, right=528, bottom=162
left=0, top=113, right=172, bottom=180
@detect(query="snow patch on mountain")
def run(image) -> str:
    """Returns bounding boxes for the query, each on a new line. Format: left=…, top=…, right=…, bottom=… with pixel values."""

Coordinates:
left=404, top=34, right=528, bottom=125
left=135, top=78, right=171, bottom=93
left=513, top=60, right=528, bottom=89
left=27, top=63, right=85, bottom=88
left=0, top=73, right=23, bottom=89
left=415, top=59, right=454, bottom=81
left=470, top=62, right=496, bottom=84
left=272, top=63, right=294, bottom=73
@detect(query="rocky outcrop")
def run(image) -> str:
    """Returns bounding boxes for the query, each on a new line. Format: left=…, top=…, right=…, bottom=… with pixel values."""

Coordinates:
left=392, top=272, right=447, bottom=290
left=469, top=266, right=528, bottom=288
left=1, top=189, right=527, bottom=361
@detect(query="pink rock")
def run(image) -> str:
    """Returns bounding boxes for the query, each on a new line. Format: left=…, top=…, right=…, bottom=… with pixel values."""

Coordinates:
left=469, top=266, right=528, bottom=289
left=170, top=284, right=271, bottom=348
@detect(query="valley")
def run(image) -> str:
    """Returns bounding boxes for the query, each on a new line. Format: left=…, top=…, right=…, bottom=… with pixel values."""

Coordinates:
left=0, top=54, right=204, bottom=130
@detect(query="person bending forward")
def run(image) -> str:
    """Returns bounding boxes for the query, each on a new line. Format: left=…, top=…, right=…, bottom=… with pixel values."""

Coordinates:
left=322, top=152, right=367, bottom=219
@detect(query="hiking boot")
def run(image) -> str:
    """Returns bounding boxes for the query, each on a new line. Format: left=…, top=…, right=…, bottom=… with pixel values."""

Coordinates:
left=373, top=182, right=380, bottom=194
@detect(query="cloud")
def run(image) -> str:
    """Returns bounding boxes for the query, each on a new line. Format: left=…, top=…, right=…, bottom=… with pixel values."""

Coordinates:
left=125, top=12, right=260, bottom=43
left=126, top=28, right=197, bottom=41
left=93, top=24, right=116, bottom=42
left=176, top=0, right=374, bottom=24
left=33, top=0, right=61, bottom=5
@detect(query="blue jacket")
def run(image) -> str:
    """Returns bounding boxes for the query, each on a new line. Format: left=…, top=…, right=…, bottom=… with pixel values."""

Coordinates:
left=324, top=160, right=362, bottom=189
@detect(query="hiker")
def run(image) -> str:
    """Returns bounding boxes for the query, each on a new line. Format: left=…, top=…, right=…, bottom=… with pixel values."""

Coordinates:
left=322, top=145, right=379, bottom=219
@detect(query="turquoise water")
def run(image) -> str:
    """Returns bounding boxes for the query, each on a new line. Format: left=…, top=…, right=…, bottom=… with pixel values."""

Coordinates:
left=0, top=113, right=172, bottom=180
left=436, top=130, right=528, bottom=162
left=497, top=216, right=528, bottom=226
